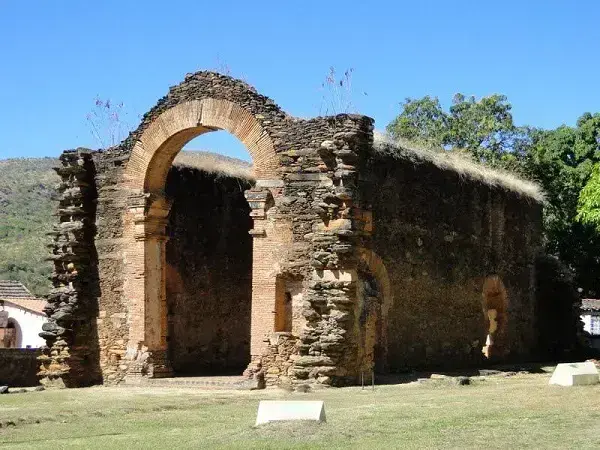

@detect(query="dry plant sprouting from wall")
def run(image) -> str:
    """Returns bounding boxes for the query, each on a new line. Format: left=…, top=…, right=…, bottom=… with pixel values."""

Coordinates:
left=212, top=56, right=249, bottom=85
left=86, top=97, right=131, bottom=149
left=319, top=67, right=363, bottom=116
left=214, top=55, right=232, bottom=77
left=373, top=131, right=545, bottom=202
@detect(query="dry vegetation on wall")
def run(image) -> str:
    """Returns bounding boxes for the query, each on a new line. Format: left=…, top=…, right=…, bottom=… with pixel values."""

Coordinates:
left=373, top=132, right=545, bottom=202
left=173, top=150, right=254, bottom=180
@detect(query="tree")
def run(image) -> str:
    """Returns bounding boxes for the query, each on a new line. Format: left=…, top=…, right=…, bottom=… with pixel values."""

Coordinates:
left=447, top=94, right=526, bottom=164
left=388, top=95, right=600, bottom=295
left=386, top=93, right=530, bottom=167
left=525, top=113, right=600, bottom=296
left=576, top=112, right=600, bottom=227
left=385, top=96, right=447, bottom=147
left=578, top=163, right=600, bottom=229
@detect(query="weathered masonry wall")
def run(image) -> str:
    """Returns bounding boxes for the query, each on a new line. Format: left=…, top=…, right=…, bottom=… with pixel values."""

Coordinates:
left=111, top=71, right=375, bottom=387
left=165, top=166, right=253, bottom=374
left=0, top=348, right=40, bottom=387
left=277, top=115, right=375, bottom=386
left=359, top=154, right=543, bottom=371
left=40, top=71, right=547, bottom=389
left=91, top=148, right=132, bottom=384
left=41, top=71, right=375, bottom=387
left=39, top=150, right=102, bottom=388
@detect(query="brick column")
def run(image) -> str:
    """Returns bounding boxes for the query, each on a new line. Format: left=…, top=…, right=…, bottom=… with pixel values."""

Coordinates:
left=245, top=188, right=277, bottom=358
left=125, top=196, right=173, bottom=380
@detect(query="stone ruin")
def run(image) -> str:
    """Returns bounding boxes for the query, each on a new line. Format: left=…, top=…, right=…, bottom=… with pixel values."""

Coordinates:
left=39, top=71, right=546, bottom=388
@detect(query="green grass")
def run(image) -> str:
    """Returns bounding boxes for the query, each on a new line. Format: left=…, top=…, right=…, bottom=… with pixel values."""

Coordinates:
left=1, top=373, right=600, bottom=449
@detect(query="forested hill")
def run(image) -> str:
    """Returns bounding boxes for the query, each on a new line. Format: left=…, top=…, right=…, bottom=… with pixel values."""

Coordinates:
left=0, top=158, right=59, bottom=296
left=0, top=152, right=252, bottom=297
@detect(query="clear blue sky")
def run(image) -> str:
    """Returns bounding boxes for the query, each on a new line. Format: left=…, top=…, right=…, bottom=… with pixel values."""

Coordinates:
left=1, top=0, right=599, bottom=161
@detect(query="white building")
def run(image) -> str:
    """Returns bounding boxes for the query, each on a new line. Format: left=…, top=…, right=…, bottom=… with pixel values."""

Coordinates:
left=581, top=298, right=600, bottom=350
left=0, top=281, right=47, bottom=348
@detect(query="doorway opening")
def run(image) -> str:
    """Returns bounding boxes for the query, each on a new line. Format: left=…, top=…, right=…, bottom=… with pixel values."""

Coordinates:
left=358, top=269, right=385, bottom=374
left=482, top=275, right=509, bottom=359
left=0, top=318, right=20, bottom=348
left=165, top=133, right=254, bottom=376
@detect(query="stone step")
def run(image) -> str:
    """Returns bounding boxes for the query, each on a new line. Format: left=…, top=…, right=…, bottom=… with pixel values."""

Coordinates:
left=144, top=376, right=259, bottom=390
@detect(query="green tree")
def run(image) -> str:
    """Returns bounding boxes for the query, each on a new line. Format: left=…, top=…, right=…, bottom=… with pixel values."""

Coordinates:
left=447, top=94, right=527, bottom=164
left=386, top=93, right=530, bottom=167
left=388, top=95, right=600, bottom=295
left=576, top=113, right=600, bottom=229
left=578, top=163, right=600, bottom=229
left=386, top=96, right=448, bottom=147
left=525, top=114, right=600, bottom=295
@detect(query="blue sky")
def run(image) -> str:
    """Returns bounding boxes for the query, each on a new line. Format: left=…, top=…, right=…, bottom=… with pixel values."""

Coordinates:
left=1, top=0, right=599, bottom=161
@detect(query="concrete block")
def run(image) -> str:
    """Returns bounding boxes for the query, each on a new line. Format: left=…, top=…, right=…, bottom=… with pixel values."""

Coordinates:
left=549, top=362, right=599, bottom=386
left=255, top=400, right=326, bottom=426
left=255, top=179, right=285, bottom=188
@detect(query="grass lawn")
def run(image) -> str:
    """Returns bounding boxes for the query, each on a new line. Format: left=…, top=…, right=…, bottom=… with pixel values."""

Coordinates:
left=1, top=372, right=600, bottom=449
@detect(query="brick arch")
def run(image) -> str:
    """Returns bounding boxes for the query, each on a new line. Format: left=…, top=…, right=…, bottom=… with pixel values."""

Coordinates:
left=125, top=98, right=281, bottom=196
left=6, top=317, right=22, bottom=348
left=358, top=248, right=393, bottom=318
left=358, top=248, right=393, bottom=372
left=120, top=75, right=291, bottom=379
left=41, top=69, right=377, bottom=387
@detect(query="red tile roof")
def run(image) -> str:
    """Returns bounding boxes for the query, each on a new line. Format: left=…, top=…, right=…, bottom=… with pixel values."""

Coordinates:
left=3, top=298, right=47, bottom=315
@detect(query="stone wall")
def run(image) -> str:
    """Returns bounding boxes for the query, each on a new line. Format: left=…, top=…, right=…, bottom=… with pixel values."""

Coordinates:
left=39, top=150, right=102, bottom=388
left=534, top=255, right=584, bottom=358
left=0, top=348, right=41, bottom=386
left=164, top=166, right=253, bottom=374
left=267, top=114, right=375, bottom=386
left=92, top=148, right=134, bottom=383
left=360, top=153, right=542, bottom=371
left=111, top=71, right=375, bottom=386
left=40, top=71, right=548, bottom=388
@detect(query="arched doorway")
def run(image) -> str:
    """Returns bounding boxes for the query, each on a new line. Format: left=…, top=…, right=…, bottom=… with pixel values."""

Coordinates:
left=482, top=275, right=509, bottom=359
left=357, top=249, right=393, bottom=375
left=1, top=318, right=21, bottom=348
left=123, top=95, right=285, bottom=378
left=164, top=149, right=254, bottom=375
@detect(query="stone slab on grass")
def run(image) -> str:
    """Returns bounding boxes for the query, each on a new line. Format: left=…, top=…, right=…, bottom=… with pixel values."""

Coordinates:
left=549, top=362, right=599, bottom=386
left=255, top=400, right=326, bottom=426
